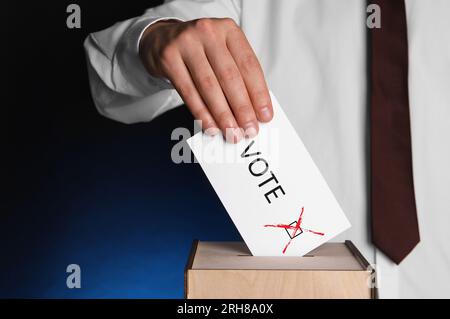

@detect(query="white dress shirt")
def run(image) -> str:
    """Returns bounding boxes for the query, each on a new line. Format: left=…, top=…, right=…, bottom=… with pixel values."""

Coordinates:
left=84, top=0, right=450, bottom=298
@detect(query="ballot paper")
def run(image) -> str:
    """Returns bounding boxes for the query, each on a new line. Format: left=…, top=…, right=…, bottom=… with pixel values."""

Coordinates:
left=187, top=92, right=351, bottom=256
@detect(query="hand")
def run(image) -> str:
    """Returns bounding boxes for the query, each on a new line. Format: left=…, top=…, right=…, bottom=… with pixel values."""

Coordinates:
left=139, top=18, right=273, bottom=143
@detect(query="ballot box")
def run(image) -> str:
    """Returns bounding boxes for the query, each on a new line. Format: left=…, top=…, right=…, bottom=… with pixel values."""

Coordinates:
left=185, top=240, right=375, bottom=299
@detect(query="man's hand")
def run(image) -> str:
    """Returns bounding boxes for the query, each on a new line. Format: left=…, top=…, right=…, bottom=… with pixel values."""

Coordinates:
left=139, top=18, right=273, bottom=143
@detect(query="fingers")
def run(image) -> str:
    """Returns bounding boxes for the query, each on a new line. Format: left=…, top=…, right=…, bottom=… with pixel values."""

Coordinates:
left=203, top=38, right=259, bottom=138
left=161, top=48, right=220, bottom=136
left=147, top=18, right=272, bottom=143
left=180, top=38, right=243, bottom=143
left=225, top=26, right=273, bottom=123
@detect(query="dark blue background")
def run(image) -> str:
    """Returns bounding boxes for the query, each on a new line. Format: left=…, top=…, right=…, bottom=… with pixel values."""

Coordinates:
left=2, top=1, right=241, bottom=298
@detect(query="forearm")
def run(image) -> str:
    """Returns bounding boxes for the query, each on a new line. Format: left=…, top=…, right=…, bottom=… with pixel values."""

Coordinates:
left=84, top=0, right=241, bottom=124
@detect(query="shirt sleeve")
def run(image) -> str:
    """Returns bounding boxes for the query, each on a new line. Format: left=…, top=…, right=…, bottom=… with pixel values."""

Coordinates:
left=84, top=0, right=242, bottom=124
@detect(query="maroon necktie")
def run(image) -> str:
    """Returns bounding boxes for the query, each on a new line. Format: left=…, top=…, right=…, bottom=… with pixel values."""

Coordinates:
left=370, top=0, right=420, bottom=264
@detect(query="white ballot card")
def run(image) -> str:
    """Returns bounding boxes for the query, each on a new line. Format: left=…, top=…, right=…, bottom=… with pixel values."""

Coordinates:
left=187, top=91, right=351, bottom=256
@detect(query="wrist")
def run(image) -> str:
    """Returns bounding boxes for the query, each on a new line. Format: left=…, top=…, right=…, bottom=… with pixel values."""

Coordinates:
left=139, top=19, right=181, bottom=76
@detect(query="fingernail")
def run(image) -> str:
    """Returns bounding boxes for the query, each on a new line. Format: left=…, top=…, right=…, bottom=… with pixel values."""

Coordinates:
left=225, top=127, right=243, bottom=143
left=243, top=123, right=258, bottom=138
left=233, top=128, right=243, bottom=143
left=259, top=106, right=273, bottom=122
left=204, top=127, right=220, bottom=136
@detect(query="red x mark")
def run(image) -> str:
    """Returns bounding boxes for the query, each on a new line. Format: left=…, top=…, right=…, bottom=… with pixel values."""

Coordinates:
left=264, top=207, right=325, bottom=254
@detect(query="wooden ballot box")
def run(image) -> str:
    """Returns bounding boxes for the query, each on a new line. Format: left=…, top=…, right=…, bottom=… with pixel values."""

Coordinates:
left=185, top=240, right=375, bottom=299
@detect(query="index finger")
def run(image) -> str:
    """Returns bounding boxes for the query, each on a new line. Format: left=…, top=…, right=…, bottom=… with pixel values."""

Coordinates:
left=226, top=29, right=273, bottom=122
